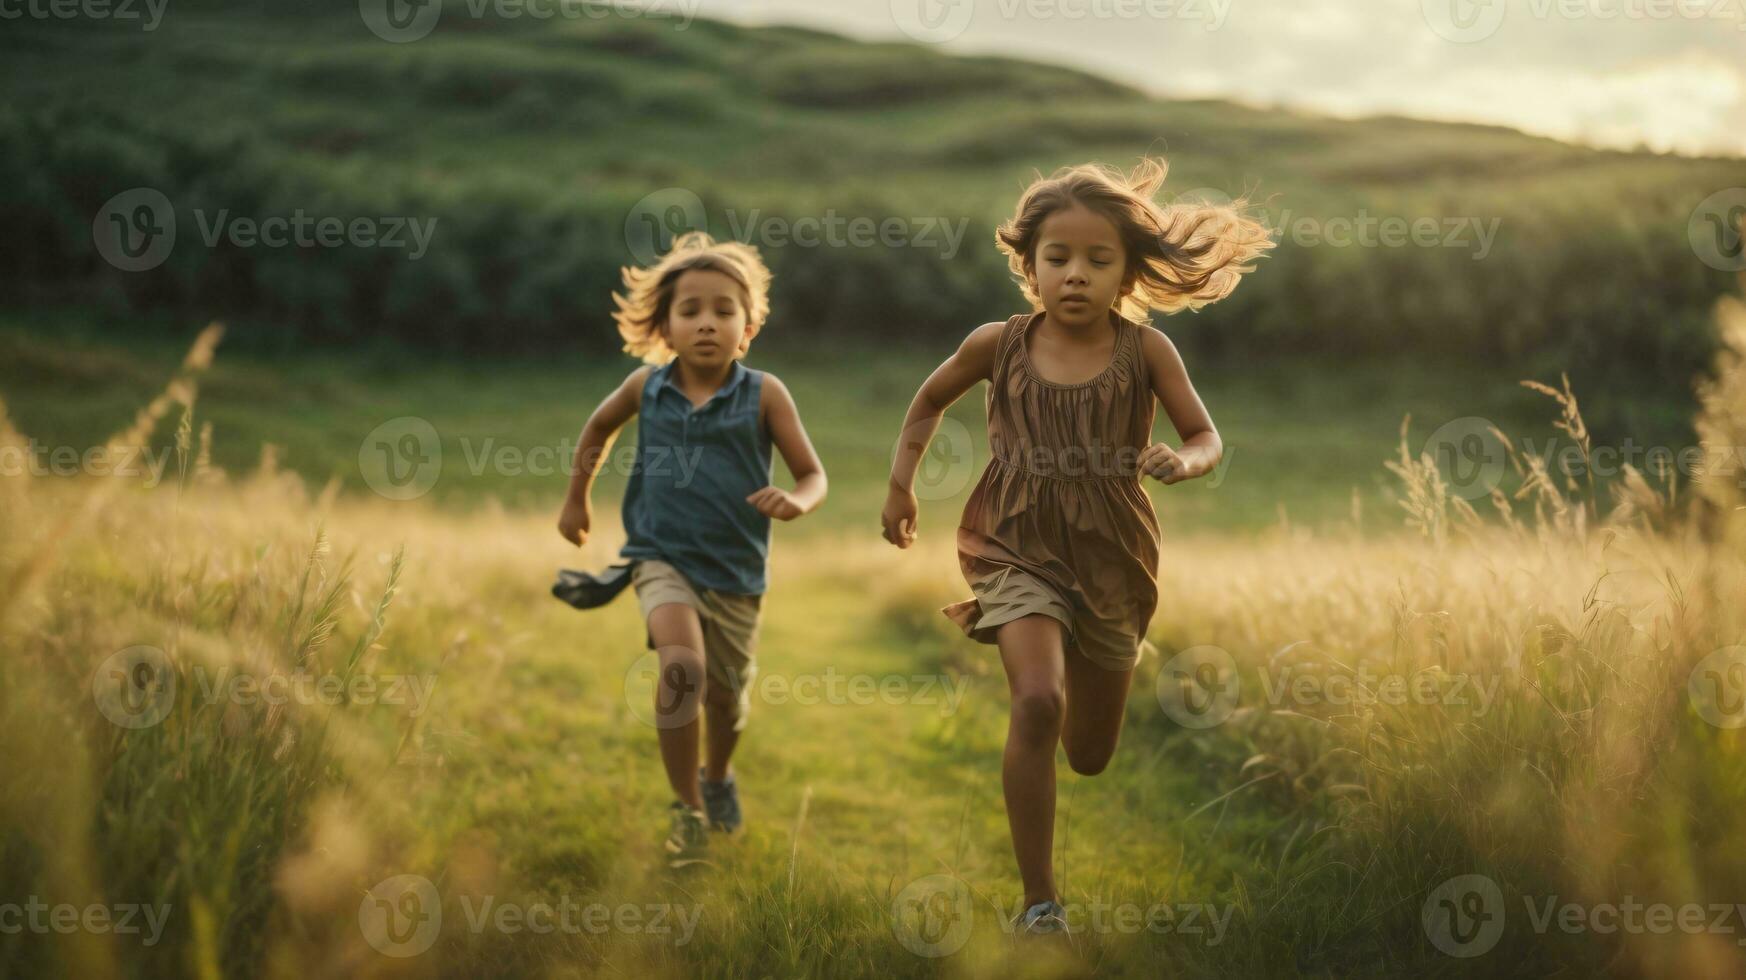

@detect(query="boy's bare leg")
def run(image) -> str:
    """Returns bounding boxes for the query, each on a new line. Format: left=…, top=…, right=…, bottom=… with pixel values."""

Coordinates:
left=647, top=602, right=708, bottom=810
left=703, top=686, right=740, bottom=782
left=996, top=614, right=1069, bottom=909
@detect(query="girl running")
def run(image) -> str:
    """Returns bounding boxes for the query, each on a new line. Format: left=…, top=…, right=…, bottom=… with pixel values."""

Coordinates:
left=879, top=158, right=1271, bottom=933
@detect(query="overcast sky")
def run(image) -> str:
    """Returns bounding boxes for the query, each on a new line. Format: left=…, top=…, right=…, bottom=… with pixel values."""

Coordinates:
left=703, top=0, right=1746, bottom=158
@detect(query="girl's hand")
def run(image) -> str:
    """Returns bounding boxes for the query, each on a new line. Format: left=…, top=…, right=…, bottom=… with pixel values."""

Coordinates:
left=1139, top=443, right=1188, bottom=485
left=557, top=497, right=591, bottom=546
left=747, top=486, right=805, bottom=521
left=881, top=486, right=918, bottom=549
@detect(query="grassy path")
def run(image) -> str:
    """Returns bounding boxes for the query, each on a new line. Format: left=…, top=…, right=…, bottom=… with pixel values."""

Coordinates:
left=397, top=530, right=1312, bottom=977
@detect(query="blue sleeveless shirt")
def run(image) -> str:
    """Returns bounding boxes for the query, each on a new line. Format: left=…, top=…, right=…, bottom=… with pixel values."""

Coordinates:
left=619, top=359, right=773, bottom=595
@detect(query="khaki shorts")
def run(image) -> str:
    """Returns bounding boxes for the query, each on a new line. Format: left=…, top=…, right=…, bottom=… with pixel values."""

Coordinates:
left=632, top=559, right=762, bottom=732
left=942, top=563, right=1143, bottom=672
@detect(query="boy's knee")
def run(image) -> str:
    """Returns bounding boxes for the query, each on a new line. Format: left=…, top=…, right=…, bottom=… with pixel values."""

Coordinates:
left=1011, top=687, right=1064, bottom=743
left=651, top=644, right=707, bottom=724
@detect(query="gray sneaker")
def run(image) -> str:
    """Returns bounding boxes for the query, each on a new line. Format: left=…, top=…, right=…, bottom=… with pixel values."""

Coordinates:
left=1013, top=899, right=1069, bottom=936
left=664, top=802, right=710, bottom=868
left=699, top=767, right=742, bottom=833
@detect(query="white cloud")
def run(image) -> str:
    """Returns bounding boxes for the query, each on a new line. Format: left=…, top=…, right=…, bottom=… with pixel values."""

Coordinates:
left=704, top=0, right=1746, bottom=156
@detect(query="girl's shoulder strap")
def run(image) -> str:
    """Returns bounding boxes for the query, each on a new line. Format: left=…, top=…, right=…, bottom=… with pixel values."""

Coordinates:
left=1116, top=311, right=1155, bottom=389
left=992, top=311, right=1036, bottom=374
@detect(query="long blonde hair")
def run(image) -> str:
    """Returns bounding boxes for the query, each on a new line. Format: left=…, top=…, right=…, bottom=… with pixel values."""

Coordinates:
left=995, top=158, right=1273, bottom=322
left=612, top=231, right=773, bottom=364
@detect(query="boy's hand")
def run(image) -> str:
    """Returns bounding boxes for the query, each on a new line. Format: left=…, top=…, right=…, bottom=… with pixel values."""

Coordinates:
left=1139, top=442, right=1188, bottom=484
left=880, top=486, right=918, bottom=549
left=746, top=486, right=805, bottom=521
left=557, top=497, right=591, bottom=546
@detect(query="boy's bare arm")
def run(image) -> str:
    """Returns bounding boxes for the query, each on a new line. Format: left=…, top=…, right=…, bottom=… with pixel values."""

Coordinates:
left=558, top=366, right=650, bottom=546
left=1137, top=327, right=1221, bottom=485
left=749, top=374, right=826, bottom=521
left=881, top=320, right=1004, bottom=547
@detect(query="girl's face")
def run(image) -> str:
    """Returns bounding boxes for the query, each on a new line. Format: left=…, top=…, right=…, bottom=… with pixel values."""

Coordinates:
left=662, top=268, right=756, bottom=370
left=1032, top=202, right=1128, bottom=328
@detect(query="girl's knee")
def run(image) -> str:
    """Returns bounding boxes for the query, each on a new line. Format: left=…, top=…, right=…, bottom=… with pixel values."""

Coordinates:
left=1010, top=686, right=1065, bottom=742
left=1064, top=739, right=1115, bottom=776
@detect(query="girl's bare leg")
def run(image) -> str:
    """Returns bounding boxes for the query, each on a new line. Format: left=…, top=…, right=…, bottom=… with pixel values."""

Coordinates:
left=1060, top=649, right=1135, bottom=776
left=647, top=602, right=707, bottom=810
left=996, top=614, right=1069, bottom=909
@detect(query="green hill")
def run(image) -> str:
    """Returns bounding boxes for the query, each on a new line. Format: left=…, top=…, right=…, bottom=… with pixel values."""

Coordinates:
left=1, top=1, right=1739, bottom=393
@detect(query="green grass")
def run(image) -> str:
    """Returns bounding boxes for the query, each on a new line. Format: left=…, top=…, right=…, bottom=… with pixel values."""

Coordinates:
left=0, top=311, right=1703, bottom=536
left=5, top=313, right=1746, bottom=977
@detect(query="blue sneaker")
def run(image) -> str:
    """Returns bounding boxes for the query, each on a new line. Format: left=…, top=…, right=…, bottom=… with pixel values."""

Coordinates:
left=698, top=767, right=742, bottom=833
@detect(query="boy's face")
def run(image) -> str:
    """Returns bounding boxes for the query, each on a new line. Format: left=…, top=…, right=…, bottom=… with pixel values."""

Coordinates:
left=1032, top=203, right=1128, bottom=328
left=662, top=268, right=756, bottom=370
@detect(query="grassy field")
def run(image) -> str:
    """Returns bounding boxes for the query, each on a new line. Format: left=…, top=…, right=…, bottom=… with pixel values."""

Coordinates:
left=3, top=280, right=1746, bottom=977
left=0, top=308, right=1704, bottom=536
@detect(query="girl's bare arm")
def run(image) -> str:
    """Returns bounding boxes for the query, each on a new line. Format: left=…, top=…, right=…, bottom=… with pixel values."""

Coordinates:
left=749, top=374, right=827, bottom=521
left=881, top=320, right=1005, bottom=547
left=557, top=366, right=650, bottom=546
left=1136, top=327, right=1222, bottom=485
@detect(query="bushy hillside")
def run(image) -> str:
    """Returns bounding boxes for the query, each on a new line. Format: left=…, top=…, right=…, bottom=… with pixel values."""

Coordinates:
left=1, top=0, right=1739, bottom=394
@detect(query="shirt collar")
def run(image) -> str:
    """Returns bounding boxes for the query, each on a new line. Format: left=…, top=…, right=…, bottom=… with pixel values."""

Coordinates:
left=654, top=357, right=748, bottom=408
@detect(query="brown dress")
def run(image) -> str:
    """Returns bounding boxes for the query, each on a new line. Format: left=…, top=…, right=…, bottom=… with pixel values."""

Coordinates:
left=941, top=309, right=1161, bottom=670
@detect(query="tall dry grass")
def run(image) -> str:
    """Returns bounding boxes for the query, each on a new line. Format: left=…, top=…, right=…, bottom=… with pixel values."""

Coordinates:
left=3, top=269, right=1745, bottom=977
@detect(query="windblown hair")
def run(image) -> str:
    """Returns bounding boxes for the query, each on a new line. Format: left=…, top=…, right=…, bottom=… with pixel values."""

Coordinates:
left=612, top=231, right=772, bottom=364
left=995, top=158, right=1274, bottom=322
